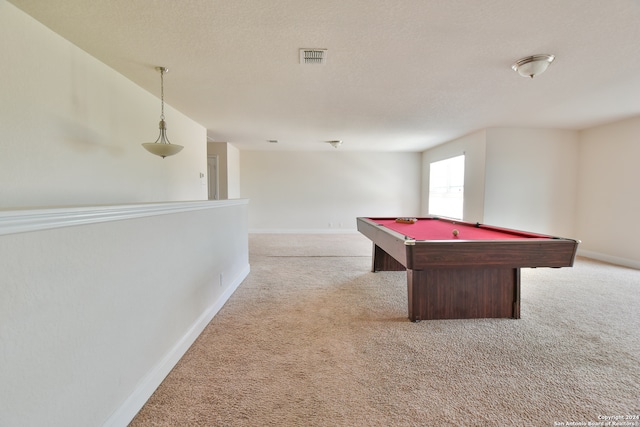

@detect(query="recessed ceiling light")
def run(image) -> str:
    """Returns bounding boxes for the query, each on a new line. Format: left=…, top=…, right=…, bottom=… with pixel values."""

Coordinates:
left=327, top=140, right=342, bottom=148
left=267, top=140, right=278, bottom=144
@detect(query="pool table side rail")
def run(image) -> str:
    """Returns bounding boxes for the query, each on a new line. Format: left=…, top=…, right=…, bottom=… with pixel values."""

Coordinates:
left=408, top=240, right=578, bottom=269
left=356, top=217, right=580, bottom=270
left=357, top=217, right=411, bottom=268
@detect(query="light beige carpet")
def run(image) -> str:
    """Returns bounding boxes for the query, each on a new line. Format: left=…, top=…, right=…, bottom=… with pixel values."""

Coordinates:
left=130, top=234, right=640, bottom=426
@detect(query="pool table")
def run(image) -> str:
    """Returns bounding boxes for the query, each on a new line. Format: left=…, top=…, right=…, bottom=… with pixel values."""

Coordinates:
left=357, top=217, right=579, bottom=322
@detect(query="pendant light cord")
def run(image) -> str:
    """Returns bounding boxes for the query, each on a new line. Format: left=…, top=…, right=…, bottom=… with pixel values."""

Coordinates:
left=159, top=68, right=165, bottom=121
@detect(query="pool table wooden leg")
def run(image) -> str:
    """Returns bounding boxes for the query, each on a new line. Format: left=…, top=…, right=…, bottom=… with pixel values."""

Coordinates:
left=407, top=267, right=521, bottom=321
left=372, top=244, right=405, bottom=272
left=513, top=268, right=521, bottom=319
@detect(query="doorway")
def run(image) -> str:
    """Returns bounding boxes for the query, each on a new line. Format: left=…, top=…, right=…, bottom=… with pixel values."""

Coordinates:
left=207, top=155, right=219, bottom=200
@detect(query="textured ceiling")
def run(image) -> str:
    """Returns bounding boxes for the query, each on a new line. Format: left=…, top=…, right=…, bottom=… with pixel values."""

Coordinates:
left=9, top=0, right=640, bottom=151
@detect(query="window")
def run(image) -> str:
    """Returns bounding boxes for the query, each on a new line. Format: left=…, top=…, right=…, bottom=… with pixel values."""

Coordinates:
left=428, top=154, right=465, bottom=219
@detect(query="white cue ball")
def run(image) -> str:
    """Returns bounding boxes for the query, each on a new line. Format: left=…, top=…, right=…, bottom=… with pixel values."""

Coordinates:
left=452, top=229, right=459, bottom=236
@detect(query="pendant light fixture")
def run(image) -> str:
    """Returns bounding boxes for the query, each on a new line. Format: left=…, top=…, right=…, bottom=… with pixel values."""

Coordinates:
left=142, top=66, right=184, bottom=158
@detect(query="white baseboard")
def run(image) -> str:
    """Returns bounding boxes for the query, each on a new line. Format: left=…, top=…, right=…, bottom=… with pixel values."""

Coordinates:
left=578, top=249, right=640, bottom=270
left=103, top=264, right=250, bottom=427
left=249, top=228, right=359, bottom=234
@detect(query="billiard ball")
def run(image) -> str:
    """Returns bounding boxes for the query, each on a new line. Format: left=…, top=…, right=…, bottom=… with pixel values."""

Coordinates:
left=452, top=229, right=459, bottom=236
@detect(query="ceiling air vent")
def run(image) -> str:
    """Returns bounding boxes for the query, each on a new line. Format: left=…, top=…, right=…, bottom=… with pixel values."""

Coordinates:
left=300, top=49, right=327, bottom=64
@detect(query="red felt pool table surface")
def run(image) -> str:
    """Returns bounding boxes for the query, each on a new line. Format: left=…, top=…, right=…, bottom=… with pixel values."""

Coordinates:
left=372, top=218, right=549, bottom=241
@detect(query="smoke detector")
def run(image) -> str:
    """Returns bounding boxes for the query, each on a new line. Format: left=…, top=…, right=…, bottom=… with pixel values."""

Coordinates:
left=300, top=49, right=327, bottom=64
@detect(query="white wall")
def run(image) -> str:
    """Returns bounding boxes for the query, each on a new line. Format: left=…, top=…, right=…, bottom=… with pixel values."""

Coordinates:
left=421, top=128, right=579, bottom=237
left=575, top=116, right=640, bottom=267
left=0, top=1, right=207, bottom=209
left=421, top=124, right=640, bottom=266
left=227, top=144, right=241, bottom=199
left=240, top=151, right=422, bottom=232
left=483, top=128, right=579, bottom=237
left=420, top=130, right=487, bottom=222
left=0, top=4, right=249, bottom=426
left=0, top=201, right=250, bottom=427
